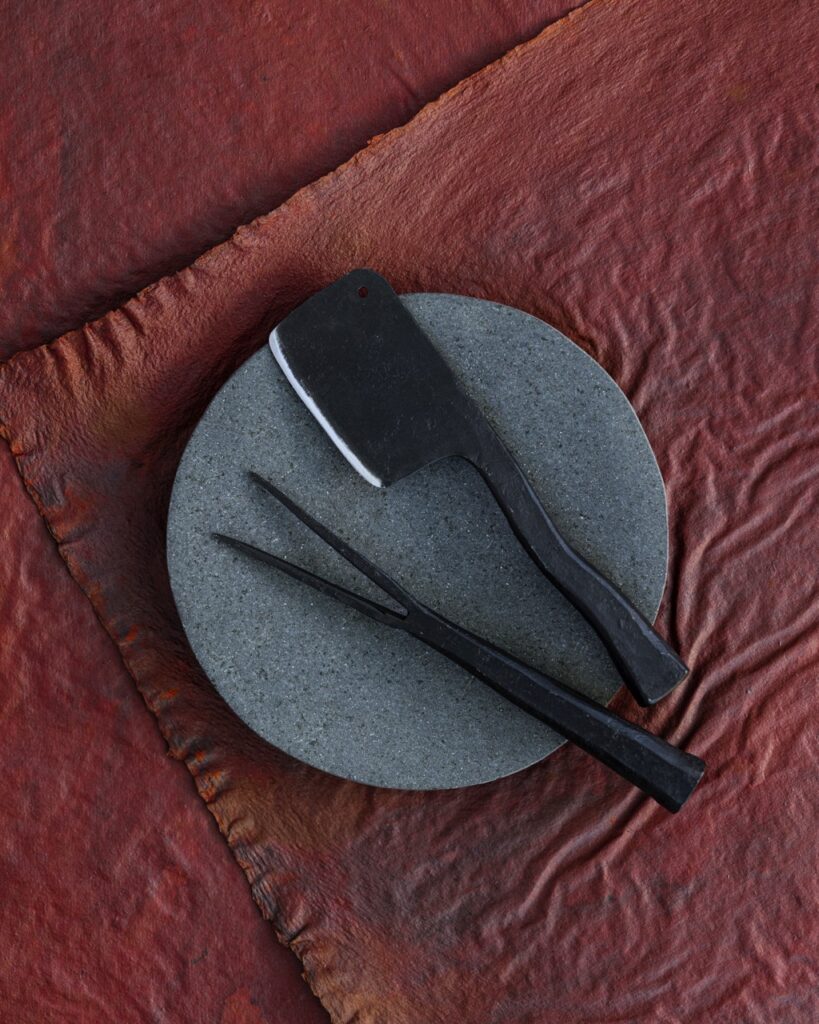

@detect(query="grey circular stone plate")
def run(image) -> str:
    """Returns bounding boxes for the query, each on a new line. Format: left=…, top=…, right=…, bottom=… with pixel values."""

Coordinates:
left=167, top=294, right=668, bottom=790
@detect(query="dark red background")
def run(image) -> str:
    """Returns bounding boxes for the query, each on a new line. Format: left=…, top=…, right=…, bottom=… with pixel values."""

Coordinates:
left=0, top=0, right=579, bottom=358
left=2, top=1, right=817, bottom=1022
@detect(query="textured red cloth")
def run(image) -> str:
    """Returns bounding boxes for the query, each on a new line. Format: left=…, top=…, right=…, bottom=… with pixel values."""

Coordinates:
left=2, top=1, right=817, bottom=1022
left=0, top=0, right=578, bottom=359
left=0, top=446, right=327, bottom=1023
left=1, top=3, right=578, bottom=1019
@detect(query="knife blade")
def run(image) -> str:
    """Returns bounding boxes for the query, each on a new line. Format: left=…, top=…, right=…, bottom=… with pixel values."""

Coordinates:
left=269, top=269, right=688, bottom=706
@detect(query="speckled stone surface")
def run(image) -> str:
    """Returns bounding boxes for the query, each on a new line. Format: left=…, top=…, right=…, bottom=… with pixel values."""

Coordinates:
left=167, top=294, right=668, bottom=789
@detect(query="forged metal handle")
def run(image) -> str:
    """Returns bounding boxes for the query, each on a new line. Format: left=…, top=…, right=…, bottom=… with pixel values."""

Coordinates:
left=415, top=610, right=704, bottom=812
left=467, top=417, right=688, bottom=707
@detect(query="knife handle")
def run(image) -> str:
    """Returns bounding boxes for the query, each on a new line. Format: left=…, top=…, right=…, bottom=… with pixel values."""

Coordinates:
left=415, top=610, right=704, bottom=812
left=467, top=418, right=688, bottom=707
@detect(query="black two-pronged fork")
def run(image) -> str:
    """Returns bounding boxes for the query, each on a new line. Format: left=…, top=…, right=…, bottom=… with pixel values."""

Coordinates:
left=215, top=472, right=705, bottom=811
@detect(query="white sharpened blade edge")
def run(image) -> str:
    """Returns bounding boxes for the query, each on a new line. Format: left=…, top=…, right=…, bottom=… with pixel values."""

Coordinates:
left=269, top=327, right=384, bottom=488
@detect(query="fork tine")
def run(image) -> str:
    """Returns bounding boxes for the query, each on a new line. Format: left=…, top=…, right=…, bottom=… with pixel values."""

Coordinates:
left=213, top=533, right=404, bottom=626
left=248, top=472, right=413, bottom=607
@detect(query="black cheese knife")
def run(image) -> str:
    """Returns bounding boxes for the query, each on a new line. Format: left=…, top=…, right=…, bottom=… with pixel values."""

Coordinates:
left=269, top=269, right=688, bottom=706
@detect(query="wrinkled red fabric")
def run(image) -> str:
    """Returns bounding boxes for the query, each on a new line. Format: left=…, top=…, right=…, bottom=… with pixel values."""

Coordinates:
left=0, top=0, right=579, bottom=359
left=0, top=445, right=327, bottom=1023
left=1, top=1, right=817, bottom=1022
left=0, top=3, right=581, bottom=1019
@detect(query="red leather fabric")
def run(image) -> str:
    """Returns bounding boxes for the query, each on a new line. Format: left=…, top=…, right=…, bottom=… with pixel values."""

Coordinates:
left=1, top=1, right=816, bottom=1022
left=1, top=3, right=579, bottom=1020
left=0, top=0, right=578, bottom=359
left=0, top=445, right=326, bottom=1023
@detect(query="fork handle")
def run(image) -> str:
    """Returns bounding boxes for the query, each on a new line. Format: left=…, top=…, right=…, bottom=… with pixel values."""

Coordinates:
left=466, top=415, right=688, bottom=706
left=414, top=610, right=704, bottom=812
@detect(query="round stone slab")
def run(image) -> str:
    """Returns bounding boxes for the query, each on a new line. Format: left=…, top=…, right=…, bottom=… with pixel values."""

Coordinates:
left=167, top=294, right=668, bottom=790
